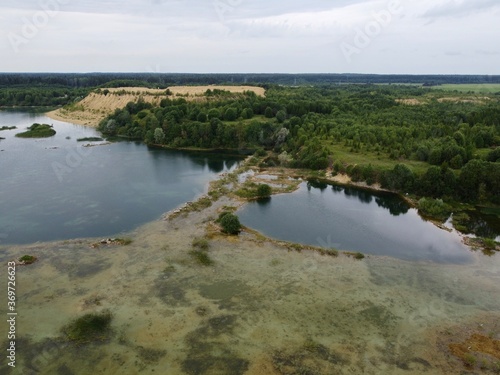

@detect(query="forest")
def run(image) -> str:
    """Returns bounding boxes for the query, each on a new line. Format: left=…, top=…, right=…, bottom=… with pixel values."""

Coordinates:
left=97, top=84, right=500, bottom=207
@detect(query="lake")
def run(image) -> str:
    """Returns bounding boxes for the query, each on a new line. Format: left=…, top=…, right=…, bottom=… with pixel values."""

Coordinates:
left=0, top=110, right=494, bottom=263
left=238, top=180, right=474, bottom=264
left=0, top=110, right=241, bottom=244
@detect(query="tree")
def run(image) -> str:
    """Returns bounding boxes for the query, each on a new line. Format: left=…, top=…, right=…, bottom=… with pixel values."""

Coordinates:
left=219, top=213, right=242, bottom=235
left=197, top=112, right=207, bottom=123
left=224, top=108, right=237, bottom=121
left=487, top=147, right=500, bottom=162
left=264, top=107, right=273, bottom=118
left=208, top=108, right=220, bottom=120
left=383, top=164, right=414, bottom=192
left=241, top=107, right=253, bottom=119
left=154, top=128, right=165, bottom=144
left=458, top=159, right=486, bottom=201
left=276, top=110, right=286, bottom=123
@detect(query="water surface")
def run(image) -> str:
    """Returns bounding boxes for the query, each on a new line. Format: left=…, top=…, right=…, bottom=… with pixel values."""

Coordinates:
left=238, top=181, right=473, bottom=264
left=0, top=110, right=241, bottom=244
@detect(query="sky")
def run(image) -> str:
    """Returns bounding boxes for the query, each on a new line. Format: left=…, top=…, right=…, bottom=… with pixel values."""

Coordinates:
left=0, top=0, right=499, bottom=74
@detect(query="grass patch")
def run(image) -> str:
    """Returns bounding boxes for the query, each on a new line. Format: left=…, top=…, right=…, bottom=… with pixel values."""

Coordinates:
left=115, top=238, right=132, bottom=245
left=433, top=83, right=500, bottom=94
left=192, top=237, right=210, bottom=250
left=189, top=250, right=214, bottom=266
left=61, top=310, right=113, bottom=344
left=18, top=255, right=37, bottom=264
left=0, top=126, right=16, bottom=131
left=319, top=248, right=339, bottom=257
left=15, top=123, right=56, bottom=138
left=77, top=137, right=103, bottom=142
left=482, top=238, right=498, bottom=250
left=187, top=196, right=213, bottom=212
left=328, top=143, right=429, bottom=175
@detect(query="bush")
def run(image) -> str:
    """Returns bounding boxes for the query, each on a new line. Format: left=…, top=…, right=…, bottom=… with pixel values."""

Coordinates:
left=418, top=198, right=452, bottom=221
left=254, top=148, right=267, bottom=157
left=354, top=252, right=365, bottom=260
left=256, top=184, right=272, bottom=198
left=219, top=213, right=242, bottom=235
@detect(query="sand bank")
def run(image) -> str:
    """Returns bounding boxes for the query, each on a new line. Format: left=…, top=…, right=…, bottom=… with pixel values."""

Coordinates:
left=45, top=85, right=265, bottom=127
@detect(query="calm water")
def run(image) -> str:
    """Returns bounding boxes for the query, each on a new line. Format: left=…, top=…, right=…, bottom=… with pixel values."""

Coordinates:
left=238, top=181, right=474, bottom=264
left=0, top=110, right=241, bottom=244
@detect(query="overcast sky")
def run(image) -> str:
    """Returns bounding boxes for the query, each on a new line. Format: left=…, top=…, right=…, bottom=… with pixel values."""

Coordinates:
left=1, top=0, right=499, bottom=74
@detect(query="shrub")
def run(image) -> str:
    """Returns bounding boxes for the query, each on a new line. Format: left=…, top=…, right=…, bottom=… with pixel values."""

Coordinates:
left=417, top=198, right=452, bottom=221
left=354, top=252, right=365, bottom=260
left=18, top=255, right=37, bottom=264
left=483, top=238, right=497, bottom=250
left=256, top=184, right=272, bottom=198
left=217, top=211, right=232, bottom=222
left=254, top=148, right=267, bottom=157
left=219, top=213, right=242, bottom=235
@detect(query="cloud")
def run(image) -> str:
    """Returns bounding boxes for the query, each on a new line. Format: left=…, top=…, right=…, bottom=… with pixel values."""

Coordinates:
left=0, top=0, right=499, bottom=74
left=422, top=0, right=500, bottom=19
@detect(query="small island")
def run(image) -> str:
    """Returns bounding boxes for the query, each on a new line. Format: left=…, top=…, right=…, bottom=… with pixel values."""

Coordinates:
left=15, top=123, right=56, bottom=138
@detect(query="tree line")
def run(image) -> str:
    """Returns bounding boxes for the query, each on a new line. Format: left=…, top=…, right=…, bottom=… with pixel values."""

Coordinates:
left=98, top=84, right=500, bottom=205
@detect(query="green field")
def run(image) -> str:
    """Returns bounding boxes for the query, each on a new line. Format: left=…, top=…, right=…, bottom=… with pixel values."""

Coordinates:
left=433, top=83, right=500, bottom=94
left=328, top=143, right=430, bottom=175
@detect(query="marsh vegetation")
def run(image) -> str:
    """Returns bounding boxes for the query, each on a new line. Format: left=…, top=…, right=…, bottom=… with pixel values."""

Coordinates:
left=15, top=123, right=56, bottom=138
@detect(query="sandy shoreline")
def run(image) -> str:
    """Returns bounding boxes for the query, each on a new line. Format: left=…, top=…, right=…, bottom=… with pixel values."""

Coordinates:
left=45, top=108, right=98, bottom=126
left=1, top=165, right=500, bottom=374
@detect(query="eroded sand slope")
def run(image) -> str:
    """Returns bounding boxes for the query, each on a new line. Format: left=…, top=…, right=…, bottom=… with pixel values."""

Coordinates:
left=46, top=86, right=265, bottom=127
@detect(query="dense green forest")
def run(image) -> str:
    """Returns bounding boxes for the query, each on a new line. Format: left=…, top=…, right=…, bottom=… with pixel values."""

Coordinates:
left=98, top=84, right=500, bottom=206
left=0, top=86, right=89, bottom=107
left=1, top=72, right=499, bottom=89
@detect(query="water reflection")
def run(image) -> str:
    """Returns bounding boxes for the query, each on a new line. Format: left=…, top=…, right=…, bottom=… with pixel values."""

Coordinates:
left=374, top=196, right=409, bottom=216
left=307, top=179, right=328, bottom=191
left=462, top=211, right=500, bottom=240
left=343, top=186, right=373, bottom=205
